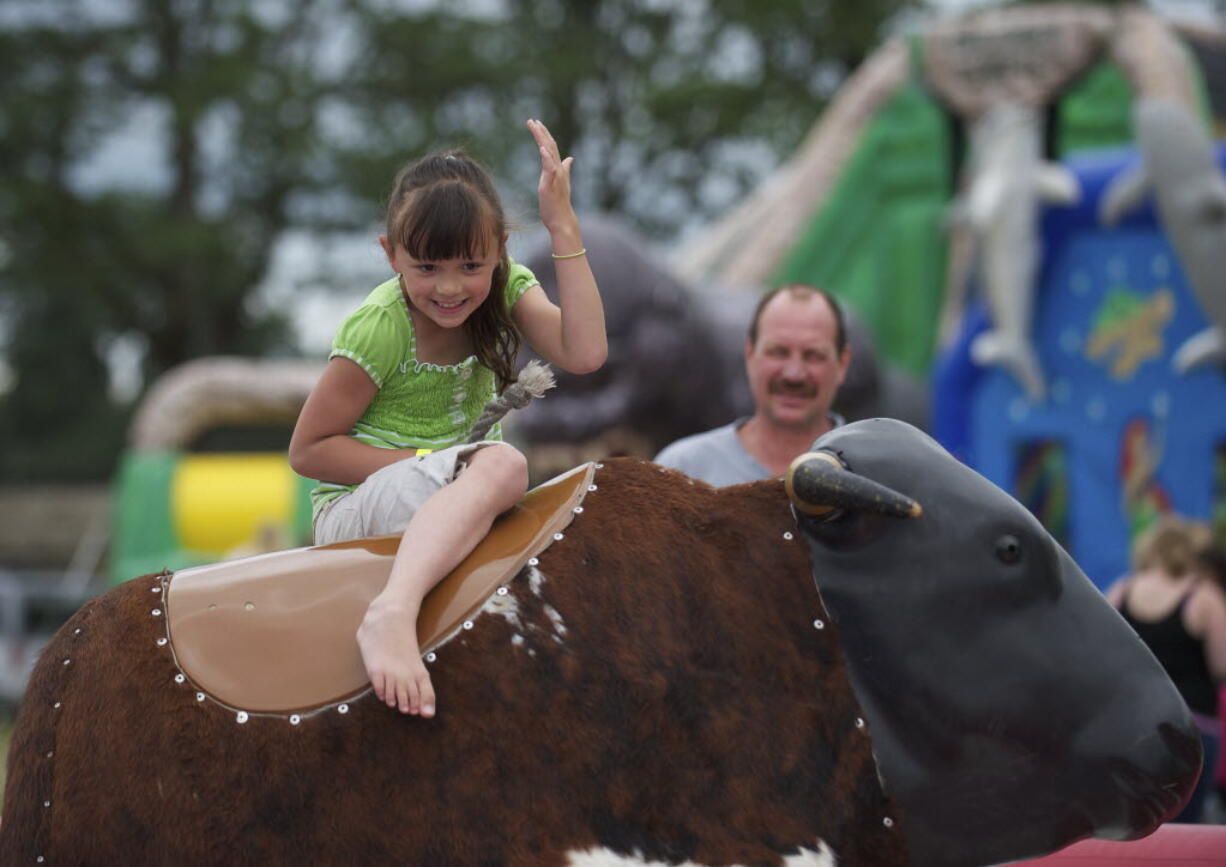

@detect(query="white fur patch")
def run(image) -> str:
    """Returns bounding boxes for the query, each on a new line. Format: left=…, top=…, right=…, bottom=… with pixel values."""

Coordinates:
left=542, top=603, right=568, bottom=638
left=501, top=565, right=566, bottom=653
left=428, top=568, right=558, bottom=654
left=527, top=565, right=546, bottom=597
left=781, top=844, right=837, bottom=866
left=481, top=589, right=522, bottom=630
left=565, top=841, right=835, bottom=866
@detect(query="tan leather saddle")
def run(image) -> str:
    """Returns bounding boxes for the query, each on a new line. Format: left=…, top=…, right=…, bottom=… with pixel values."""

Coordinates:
left=165, top=462, right=596, bottom=714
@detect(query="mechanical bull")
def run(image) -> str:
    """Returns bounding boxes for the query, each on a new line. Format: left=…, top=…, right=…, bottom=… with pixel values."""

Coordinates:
left=0, top=420, right=1200, bottom=866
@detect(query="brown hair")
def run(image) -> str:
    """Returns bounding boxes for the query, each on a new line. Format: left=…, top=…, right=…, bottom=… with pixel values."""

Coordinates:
left=748, top=284, right=847, bottom=353
left=386, top=149, right=519, bottom=391
left=1131, top=516, right=1211, bottom=578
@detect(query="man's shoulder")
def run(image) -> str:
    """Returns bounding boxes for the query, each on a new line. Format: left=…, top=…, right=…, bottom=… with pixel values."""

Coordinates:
left=654, top=419, right=770, bottom=487
left=655, top=422, right=741, bottom=464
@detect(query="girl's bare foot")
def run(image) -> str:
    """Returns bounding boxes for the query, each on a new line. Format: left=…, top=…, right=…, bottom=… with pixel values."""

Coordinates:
left=357, top=597, right=436, bottom=717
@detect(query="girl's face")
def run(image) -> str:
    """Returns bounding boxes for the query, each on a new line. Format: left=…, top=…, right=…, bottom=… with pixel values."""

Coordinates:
left=381, top=235, right=501, bottom=331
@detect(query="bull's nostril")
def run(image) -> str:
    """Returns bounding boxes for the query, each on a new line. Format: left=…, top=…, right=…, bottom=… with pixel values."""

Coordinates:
left=1158, top=721, right=1202, bottom=771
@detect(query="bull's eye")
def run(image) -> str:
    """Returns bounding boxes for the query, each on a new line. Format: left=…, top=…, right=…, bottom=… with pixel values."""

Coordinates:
left=995, top=535, right=1022, bottom=565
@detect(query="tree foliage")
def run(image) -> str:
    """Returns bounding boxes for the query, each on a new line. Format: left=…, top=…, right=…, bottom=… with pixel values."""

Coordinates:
left=0, top=0, right=916, bottom=480
left=0, top=0, right=347, bottom=478
left=340, top=0, right=917, bottom=230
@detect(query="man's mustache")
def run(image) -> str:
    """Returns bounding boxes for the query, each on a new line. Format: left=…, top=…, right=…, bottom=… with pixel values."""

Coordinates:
left=769, top=380, right=817, bottom=398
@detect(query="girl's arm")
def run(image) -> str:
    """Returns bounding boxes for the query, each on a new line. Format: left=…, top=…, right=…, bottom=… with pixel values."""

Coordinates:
left=512, top=119, right=607, bottom=375
left=289, top=357, right=418, bottom=484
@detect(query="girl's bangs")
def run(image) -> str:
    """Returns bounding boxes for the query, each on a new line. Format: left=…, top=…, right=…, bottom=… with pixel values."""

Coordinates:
left=396, top=182, right=497, bottom=261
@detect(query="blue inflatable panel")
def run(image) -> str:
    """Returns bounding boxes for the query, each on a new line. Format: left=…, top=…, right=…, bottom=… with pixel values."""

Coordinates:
left=934, top=146, right=1226, bottom=588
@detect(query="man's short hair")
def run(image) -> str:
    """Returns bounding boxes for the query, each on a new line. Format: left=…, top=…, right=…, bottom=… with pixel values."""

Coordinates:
left=747, top=284, right=847, bottom=353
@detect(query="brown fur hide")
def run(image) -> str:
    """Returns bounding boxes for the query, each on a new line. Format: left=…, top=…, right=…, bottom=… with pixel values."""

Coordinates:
left=0, top=459, right=906, bottom=866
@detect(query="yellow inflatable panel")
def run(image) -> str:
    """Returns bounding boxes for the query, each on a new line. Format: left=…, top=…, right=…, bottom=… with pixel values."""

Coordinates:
left=172, top=454, right=295, bottom=554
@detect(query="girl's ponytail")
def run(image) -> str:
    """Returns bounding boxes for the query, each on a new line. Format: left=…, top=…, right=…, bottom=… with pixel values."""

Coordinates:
left=469, top=257, right=520, bottom=393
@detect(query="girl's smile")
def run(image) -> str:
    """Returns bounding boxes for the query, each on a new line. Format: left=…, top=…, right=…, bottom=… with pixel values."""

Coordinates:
left=381, top=241, right=502, bottom=331
left=425, top=294, right=471, bottom=317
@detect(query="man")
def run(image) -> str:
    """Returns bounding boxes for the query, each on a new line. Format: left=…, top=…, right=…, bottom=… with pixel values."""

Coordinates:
left=654, top=284, right=851, bottom=486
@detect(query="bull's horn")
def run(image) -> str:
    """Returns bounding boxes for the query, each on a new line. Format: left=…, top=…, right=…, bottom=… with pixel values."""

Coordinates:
left=785, top=451, right=922, bottom=519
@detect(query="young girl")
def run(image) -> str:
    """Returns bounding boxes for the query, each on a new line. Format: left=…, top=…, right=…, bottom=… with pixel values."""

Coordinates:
left=289, top=119, right=606, bottom=719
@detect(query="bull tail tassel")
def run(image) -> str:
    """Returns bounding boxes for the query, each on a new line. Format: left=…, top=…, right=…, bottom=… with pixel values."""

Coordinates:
left=465, top=360, right=556, bottom=444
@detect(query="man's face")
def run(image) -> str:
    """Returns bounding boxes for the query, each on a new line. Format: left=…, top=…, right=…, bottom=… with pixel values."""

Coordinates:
left=745, top=292, right=851, bottom=431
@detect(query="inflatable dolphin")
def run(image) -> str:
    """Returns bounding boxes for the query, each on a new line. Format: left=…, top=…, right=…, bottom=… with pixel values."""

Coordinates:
left=1100, top=98, right=1226, bottom=373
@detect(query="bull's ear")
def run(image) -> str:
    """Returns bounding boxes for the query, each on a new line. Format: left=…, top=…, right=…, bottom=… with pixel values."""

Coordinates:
left=785, top=450, right=922, bottom=521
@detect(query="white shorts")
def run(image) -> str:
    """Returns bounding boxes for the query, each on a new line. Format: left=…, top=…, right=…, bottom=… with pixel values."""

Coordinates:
left=312, top=440, right=502, bottom=545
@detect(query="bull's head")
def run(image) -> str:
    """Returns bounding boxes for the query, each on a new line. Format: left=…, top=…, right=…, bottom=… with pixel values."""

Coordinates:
left=786, top=418, right=1202, bottom=867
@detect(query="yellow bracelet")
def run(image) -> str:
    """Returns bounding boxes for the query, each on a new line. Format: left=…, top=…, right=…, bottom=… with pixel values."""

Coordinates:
left=416, top=448, right=433, bottom=456
left=550, top=247, right=587, bottom=260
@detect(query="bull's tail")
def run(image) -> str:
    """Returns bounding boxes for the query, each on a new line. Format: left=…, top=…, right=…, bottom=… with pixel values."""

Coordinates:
left=465, top=360, right=556, bottom=443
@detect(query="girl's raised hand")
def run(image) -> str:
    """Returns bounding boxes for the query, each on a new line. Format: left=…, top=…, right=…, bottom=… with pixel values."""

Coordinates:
left=528, top=118, right=578, bottom=236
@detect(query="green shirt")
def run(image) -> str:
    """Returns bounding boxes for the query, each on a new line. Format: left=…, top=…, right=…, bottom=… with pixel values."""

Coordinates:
left=309, top=262, right=538, bottom=518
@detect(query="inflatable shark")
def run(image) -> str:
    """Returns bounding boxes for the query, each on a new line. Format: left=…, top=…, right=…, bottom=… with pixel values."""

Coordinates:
left=954, top=102, right=1080, bottom=402
left=1100, top=98, right=1226, bottom=373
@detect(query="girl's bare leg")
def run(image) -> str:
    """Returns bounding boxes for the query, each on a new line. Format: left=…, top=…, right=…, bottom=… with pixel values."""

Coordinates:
left=357, top=445, right=528, bottom=716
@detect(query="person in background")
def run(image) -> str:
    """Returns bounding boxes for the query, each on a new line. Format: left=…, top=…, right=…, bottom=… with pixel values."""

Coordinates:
left=1106, top=517, right=1226, bottom=822
left=1194, top=540, right=1226, bottom=822
left=653, top=284, right=850, bottom=486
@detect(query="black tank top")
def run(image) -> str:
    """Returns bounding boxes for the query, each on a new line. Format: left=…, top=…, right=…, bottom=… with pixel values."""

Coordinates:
left=1120, top=589, right=1218, bottom=717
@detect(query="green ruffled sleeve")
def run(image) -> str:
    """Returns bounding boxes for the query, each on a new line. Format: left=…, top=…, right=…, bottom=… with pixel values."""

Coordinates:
left=504, top=260, right=540, bottom=309
left=329, top=303, right=405, bottom=390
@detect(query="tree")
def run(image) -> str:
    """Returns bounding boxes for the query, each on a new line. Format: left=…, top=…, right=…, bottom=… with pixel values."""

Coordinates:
left=0, top=0, right=918, bottom=481
left=339, top=0, right=920, bottom=234
left=0, top=0, right=352, bottom=478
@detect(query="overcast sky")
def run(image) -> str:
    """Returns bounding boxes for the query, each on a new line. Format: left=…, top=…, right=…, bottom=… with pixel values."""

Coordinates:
left=928, top=0, right=1220, bottom=25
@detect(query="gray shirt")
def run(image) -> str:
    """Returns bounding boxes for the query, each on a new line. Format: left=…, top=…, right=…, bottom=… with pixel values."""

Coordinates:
left=653, top=414, right=845, bottom=487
